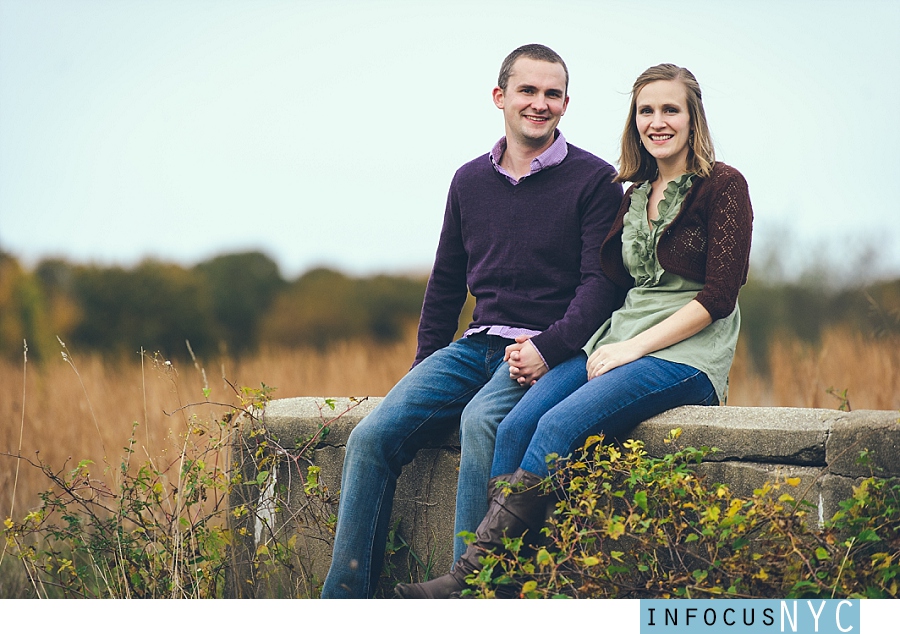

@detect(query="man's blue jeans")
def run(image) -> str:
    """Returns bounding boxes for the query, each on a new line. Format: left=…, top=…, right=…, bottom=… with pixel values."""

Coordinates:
left=320, top=334, right=525, bottom=598
left=492, top=353, right=718, bottom=478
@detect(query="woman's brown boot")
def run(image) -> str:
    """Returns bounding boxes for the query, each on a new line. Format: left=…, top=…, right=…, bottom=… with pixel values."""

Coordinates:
left=394, top=468, right=549, bottom=599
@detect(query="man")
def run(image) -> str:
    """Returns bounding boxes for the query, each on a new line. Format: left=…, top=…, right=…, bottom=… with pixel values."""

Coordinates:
left=321, top=44, right=623, bottom=598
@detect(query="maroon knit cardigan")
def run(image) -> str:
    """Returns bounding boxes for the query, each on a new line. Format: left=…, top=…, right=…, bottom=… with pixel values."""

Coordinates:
left=599, top=162, right=753, bottom=321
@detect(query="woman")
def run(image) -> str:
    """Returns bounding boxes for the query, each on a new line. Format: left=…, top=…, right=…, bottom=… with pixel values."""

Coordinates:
left=395, top=63, right=753, bottom=599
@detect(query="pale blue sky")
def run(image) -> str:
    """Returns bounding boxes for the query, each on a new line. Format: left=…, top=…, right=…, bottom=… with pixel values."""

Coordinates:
left=1, top=0, right=898, bottom=282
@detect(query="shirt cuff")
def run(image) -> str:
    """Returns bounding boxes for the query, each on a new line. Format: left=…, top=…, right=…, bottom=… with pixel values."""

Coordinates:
left=527, top=338, right=550, bottom=370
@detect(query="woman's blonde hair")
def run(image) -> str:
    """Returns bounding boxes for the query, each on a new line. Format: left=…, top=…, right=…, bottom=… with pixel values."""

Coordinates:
left=616, top=64, right=715, bottom=183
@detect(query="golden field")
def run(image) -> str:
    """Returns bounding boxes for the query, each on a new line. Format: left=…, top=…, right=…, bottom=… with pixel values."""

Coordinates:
left=1, top=329, right=898, bottom=523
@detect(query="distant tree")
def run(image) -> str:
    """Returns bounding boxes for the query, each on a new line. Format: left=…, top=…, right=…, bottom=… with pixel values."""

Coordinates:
left=0, top=251, right=55, bottom=361
left=737, top=273, right=900, bottom=374
left=0, top=251, right=28, bottom=358
left=260, top=268, right=365, bottom=348
left=34, top=258, right=83, bottom=351
left=194, top=251, right=285, bottom=356
left=358, top=274, right=428, bottom=340
left=260, top=267, right=426, bottom=349
left=69, top=260, right=219, bottom=358
left=832, top=278, right=900, bottom=337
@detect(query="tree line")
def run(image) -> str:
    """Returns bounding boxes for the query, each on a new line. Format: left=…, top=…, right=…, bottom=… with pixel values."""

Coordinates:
left=1, top=248, right=897, bottom=367
left=0, top=250, right=426, bottom=362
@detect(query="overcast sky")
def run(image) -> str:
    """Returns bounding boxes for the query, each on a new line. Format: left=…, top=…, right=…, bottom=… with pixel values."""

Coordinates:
left=1, top=0, right=898, bottom=282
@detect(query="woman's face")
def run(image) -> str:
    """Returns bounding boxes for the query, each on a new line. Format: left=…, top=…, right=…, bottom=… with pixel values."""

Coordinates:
left=635, top=79, right=692, bottom=173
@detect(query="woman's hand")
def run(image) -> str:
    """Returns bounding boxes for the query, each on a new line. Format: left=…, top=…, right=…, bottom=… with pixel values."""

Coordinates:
left=585, top=300, right=714, bottom=380
left=586, top=340, right=644, bottom=379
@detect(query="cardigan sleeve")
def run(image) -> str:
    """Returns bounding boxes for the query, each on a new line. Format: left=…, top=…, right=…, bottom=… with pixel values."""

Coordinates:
left=692, top=168, right=754, bottom=320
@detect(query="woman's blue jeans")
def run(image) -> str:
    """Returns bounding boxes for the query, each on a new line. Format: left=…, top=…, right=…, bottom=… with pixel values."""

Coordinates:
left=321, top=334, right=526, bottom=598
left=492, top=353, right=718, bottom=478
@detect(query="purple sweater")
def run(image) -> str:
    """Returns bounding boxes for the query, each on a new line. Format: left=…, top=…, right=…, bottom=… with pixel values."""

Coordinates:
left=414, top=144, right=624, bottom=369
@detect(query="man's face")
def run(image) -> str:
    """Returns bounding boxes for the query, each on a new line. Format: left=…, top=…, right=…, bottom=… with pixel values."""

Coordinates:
left=493, top=57, right=569, bottom=150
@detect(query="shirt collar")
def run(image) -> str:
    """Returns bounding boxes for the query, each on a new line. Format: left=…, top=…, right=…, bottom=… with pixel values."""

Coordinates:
left=489, top=130, right=568, bottom=184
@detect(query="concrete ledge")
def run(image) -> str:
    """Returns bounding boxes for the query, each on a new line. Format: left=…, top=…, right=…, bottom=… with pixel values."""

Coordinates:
left=227, top=398, right=898, bottom=597
left=630, top=406, right=834, bottom=465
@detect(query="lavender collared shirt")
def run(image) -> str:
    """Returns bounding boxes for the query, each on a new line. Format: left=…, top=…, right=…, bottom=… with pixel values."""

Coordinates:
left=463, top=131, right=570, bottom=365
left=489, top=130, right=569, bottom=185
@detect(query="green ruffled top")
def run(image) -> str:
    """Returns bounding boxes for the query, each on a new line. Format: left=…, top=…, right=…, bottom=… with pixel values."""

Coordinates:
left=583, top=175, right=741, bottom=403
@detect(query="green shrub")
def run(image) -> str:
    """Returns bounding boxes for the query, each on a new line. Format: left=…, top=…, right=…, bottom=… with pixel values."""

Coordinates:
left=465, top=430, right=900, bottom=599
left=1, top=369, right=345, bottom=599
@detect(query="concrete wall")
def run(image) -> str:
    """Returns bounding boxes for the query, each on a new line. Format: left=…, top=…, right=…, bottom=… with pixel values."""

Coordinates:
left=227, top=397, right=899, bottom=598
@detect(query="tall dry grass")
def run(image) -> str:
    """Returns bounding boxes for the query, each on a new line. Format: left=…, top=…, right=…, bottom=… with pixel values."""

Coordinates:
left=0, top=337, right=417, bottom=523
left=728, top=328, right=900, bottom=410
left=1, top=328, right=897, bottom=524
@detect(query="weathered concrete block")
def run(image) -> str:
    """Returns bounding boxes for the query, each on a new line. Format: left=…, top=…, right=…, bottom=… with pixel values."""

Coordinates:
left=228, top=397, right=461, bottom=597
left=826, top=411, right=900, bottom=478
left=227, top=397, right=900, bottom=598
left=633, top=406, right=834, bottom=465
left=695, top=461, right=865, bottom=528
left=260, top=396, right=383, bottom=446
left=696, top=461, right=822, bottom=504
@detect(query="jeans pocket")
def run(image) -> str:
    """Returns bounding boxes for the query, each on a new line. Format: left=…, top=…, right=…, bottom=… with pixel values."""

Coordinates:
left=702, top=387, right=719, bottom=406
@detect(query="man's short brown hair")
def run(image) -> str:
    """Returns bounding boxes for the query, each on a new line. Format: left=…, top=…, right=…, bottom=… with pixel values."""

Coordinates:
left=497, top=44, right=568, bottom=94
